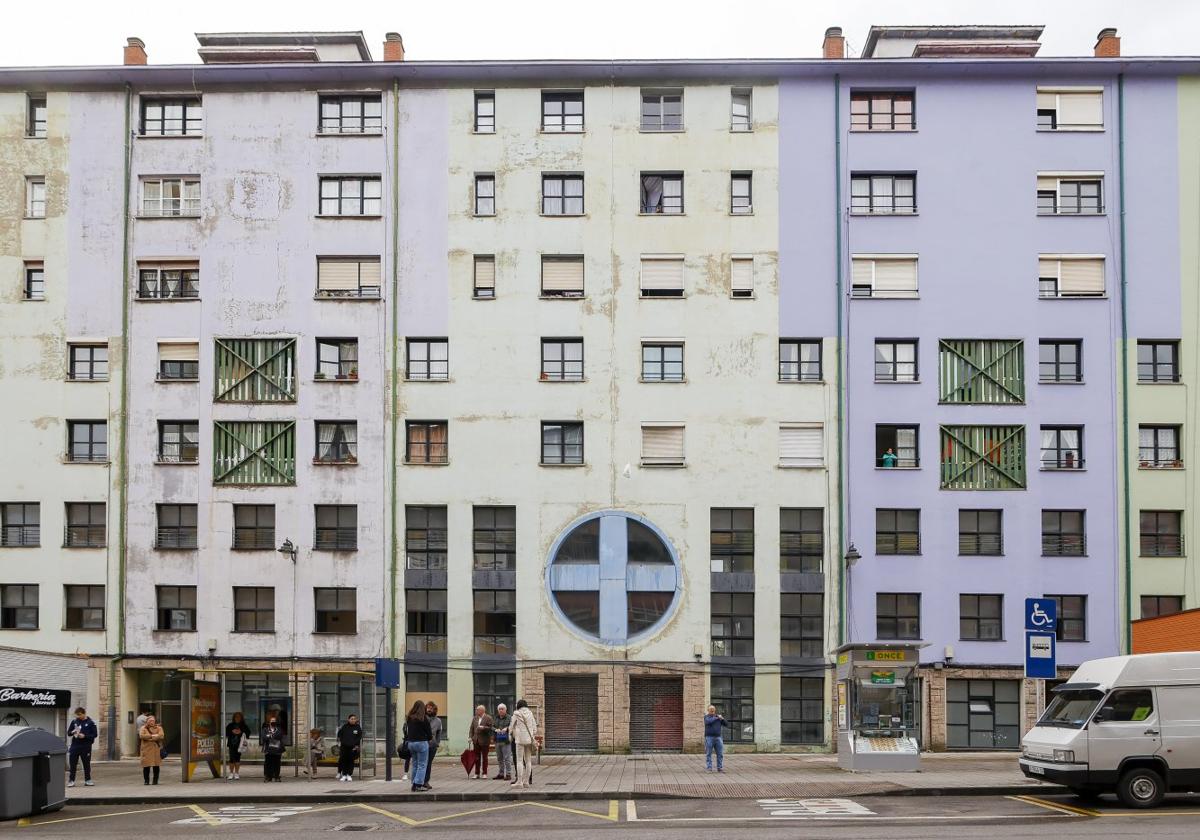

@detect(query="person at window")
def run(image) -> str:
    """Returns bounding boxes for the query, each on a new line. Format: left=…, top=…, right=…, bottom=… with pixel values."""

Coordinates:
left=492, top=703, right=513, bottom=781
left=225, top=711, right=250, bottom=781
left=259, top=716, right=285, bottom=782
left=336, top=714, right=362, bottom=782
left=881, top=447, right=898, bottom=468
left=468, top=705, right=494, bottom=780
left=405, top=701, right=433, bottom=792
left=306, top=728, right=325, bottom=777
left=66, top=706, right=97, bottom=787
left=704, top=704, right=730, bottom=773
left=510, top=699, right=539, bottom=789
left=139, top=714, right=165, bottom=785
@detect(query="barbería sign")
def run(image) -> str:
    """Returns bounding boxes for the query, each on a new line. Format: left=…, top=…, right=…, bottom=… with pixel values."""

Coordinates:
left=0, top=687, right=71, bottom=708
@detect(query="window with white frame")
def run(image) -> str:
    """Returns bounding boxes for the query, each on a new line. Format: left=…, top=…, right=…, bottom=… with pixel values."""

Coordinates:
left=730, top=88, right=752, bottom=131
left=138, top=262, right=199, bottom=299
left=542, top=174, right=584, bottom=215
left=541, top=255, right=584, bottom=297
left=851, top=255, right=918, bottom=298
left=1037, top=174, right=1103, bottom=215
left=319, top=176, right=382, bottom=216
left=779, top=424, right=823, bottom=468
left=850, top=173, right=915, bottom=214
left=140, top=97, right=203, bottom=136
left=1038, top=256, right=1105, bottom=298
left=318, top=94, right=382, bottom=134
left=731, top=172, right=752, bottom=214
left=731, top=257, right=754, bottom=298
left=473, top=255, right=495, bottom=298
left=316, top=257, right=382, bottom=298
left=141, top=177, right=200, bottom=217
left=25, top=177, right=46, bottom=218
left=1036, top=88, right=1103, bottom=130
left=639, top=255, right=684, bottom=297
left=641, top=424, right=685, bottom=466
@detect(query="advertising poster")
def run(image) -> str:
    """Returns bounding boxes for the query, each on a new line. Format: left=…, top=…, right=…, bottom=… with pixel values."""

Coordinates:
left=259, top=696, right=293, bottom=746
left=191, top=682, right=220, bottom=759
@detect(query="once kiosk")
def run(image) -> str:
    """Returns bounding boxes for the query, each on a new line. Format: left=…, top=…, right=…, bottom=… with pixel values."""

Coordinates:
left=834, top=642, right=925, bottom=771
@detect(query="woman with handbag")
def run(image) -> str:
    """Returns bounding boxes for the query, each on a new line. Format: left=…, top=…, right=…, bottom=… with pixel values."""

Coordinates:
left=404, top=702, right=441, bottom=782
left=404, top=701, right=433, bottom=792
left=138, top=714, right=165, bottom=785
left=224, top=712, right=250, bottom=781
left=509, top=700, right=538, bottom=789
left=259, top=716, right=285, bottom=782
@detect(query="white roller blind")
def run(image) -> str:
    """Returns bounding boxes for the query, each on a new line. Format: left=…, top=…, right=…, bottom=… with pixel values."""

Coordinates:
left=640, top=257, right=684, bottom=291
left=851, top=257, right=874, bottom=292
left=1057, top=92, right=1103, bottom=128
left=872, top=258, right=918, bottom=297
left=159, top=342, right=198, bottom=362
left=318, top=259, right=366, bottom=291
left=358, top=259, right=382, bottom=287
left=780, top=424, right=823, bottom=467
left=542, top=257, right=584, bottom=292
left=731, top=258, right=753, bottom=293
left=474, top=257, right=495, bottom=290
left=1059, top=258, right=1105, bottom=295
left=1036, top=176, right=1057, bottom=192
left=641, top=425, right=684, bottom=464
left=1036, top=91, right=1057, bottom=110
left=1038, top=258, right=1059, bottom=279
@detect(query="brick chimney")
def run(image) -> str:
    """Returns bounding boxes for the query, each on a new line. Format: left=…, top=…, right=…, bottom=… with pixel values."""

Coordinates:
left=124, top=36, right=147, bottom=65
left=383, top=32, right=405, bottom=62
left=1094, top=27, right=1120, bottom=57
left=823, top=27, right=845, bottom=59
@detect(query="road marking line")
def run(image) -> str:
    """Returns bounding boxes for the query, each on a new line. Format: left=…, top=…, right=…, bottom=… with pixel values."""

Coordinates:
left=407, top=802, right=527, bottom=825
left=1012, top=795, right=1099, bottom=817
left=1091, top=810, right=1200, bottom=817
left=621, top=813, right=1077, bottom=823
left=525, top=800, right=619, bottom=821
left=186, top=804, right=222, bottom=827
left=17, top=805, right=189, bottom=827
left=354, top=803, right=419, bottom=826
left=626, top=800, right=638, bottom=822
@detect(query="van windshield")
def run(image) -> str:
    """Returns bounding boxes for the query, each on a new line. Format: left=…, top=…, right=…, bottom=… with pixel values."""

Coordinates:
left=1039, top=689, right=1104, bottom=729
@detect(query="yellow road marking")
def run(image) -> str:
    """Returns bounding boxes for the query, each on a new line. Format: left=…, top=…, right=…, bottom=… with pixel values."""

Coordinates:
left=355, top=800, right=617, bottom=827
left=354, top=803, right=419, bottom=826
left=525, top=800, right=619, bottom=821
left=186, top=804, right=222, bottom=827
left=17, top=804, right=189, bottom=827
left=1011, top=795, right=1099, bottom=817
left=407, top=802, right=527, bottom=825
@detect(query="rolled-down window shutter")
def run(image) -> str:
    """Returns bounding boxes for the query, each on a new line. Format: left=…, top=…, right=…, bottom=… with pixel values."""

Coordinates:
left=1035, top=91, right=1057, bottom=110
left=318, top=259, right=364, bottom=291
left=851, top=258, right=874, bottom=294
left=542, top=257, right=584, bottom=292
left=1059, top=259, right=1105, bottom=295
left=474, top=256, right=496, bottom=290
left=358, top=258, right=382, bottom=288
left=640, top=257, right=684, bottom=292
left=872, top=258, right=917, bottom=297
left=731, top=258, right=753, bottom=295
left=780, top=425, right=823, bottom=467
left=159, top=342, right=199, bottom=362
left=1057, top=92, right=1103, bottom=128
left=641, top=425, right=684, bottom=464
left=1038, top=258, right=1059, bottom=279
left=1036, top=176, right=1057, bottom=192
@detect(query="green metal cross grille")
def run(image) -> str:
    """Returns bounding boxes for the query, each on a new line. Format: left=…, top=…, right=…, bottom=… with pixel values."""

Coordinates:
left=940, top=425, right=1026, bottom=490
left=938, top=339, right=1025, bottom=404
left=213, top=420, right=296, bottom=485
left=214, top=338, right=297, bottom=402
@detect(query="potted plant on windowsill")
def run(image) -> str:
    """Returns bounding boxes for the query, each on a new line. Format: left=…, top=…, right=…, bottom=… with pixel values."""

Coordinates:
left=315, top=371, right=327, bottom=380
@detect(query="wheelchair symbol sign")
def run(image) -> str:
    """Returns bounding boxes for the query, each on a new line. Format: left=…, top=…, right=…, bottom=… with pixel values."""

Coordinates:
left=1025, top=598, right=1057, bottom=632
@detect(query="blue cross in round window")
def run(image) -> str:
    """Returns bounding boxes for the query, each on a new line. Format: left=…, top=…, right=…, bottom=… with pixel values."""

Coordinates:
left=545, top=511, right=681, bottom=645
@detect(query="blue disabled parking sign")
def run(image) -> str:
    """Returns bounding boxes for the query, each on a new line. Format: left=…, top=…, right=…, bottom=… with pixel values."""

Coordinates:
left=1025, top=598, right=1057, bottom=632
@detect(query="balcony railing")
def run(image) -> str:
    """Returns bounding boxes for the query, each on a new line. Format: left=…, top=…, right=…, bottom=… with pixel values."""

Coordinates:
left=405, top=634, right=447, bottom=653
left=1, top=525, right=39, bottom=547
left=314, top=527, right=357, bottom=551
left=156, top=528, right=198, bottom=549
left=473, top=635, right=516, bottom=655
left=958, top=534, right=1003, bottom=555
left=1140, top=535, right=1184, bottom=557
left=1042, top=535, right=1087, bottom=557
left=781, top=639, right=823, bottom=658
left=711, top=638, right=754, bottom=658
left=315, top=286, right=381, bottom=300
left=233, top=529, right=276, bottom=550
left=876, top=534, right=920, bottom=555
left=64, top=526, right=105, bottom=548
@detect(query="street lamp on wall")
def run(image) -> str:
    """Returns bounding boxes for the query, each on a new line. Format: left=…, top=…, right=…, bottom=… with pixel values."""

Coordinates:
left=278, top=539, right=297, bottom=563
left=844, top=543, right=861, bottom=567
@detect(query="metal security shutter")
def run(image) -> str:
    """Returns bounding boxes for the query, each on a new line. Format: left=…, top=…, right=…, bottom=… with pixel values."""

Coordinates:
left=1059, top=259, right=1105, bottom=296
left=780, top=424, right=823, bottom=467
left=640, top=257, right=684, bottom=293
left=629, top=677, right=683, bottom=752
left=543, top=675, right=598, bottom=753
left=542, top=257, right=584, bottom=293
left=641, top=425, right=684, bottom=465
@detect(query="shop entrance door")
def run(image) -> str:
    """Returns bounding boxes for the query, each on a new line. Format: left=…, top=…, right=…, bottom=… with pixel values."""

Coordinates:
left=629, top=677, right=683, bottom=752
left=543, top=675, right=598, bottom=753
left=153, top=701, right=183, bottom=755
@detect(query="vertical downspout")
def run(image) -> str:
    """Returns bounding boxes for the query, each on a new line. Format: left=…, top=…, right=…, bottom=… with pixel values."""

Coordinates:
left=1117, top=73, right=1132, bottom=654
left=388, top=79, right=401, bottom=658
left=833, top=74, right=846, bottom=646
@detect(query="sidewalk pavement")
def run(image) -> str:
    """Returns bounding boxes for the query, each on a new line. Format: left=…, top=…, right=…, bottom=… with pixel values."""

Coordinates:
left=65, top=752, right=1060, bottom=803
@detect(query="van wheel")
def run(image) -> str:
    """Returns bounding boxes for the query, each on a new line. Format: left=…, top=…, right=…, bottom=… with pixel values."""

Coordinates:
left=1117, top=767, right=1165, bottom=808
left=1069, top=788, right=1102, bottom=802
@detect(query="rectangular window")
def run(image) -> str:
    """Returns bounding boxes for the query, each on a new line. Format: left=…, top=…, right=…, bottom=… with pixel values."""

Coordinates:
left=64, top=502, right=105, bottom=548
left=542, top=174, right=584, bottom=215
left=314, top=505, right=357, bottom=551
left=318, top=95, right=382, bottom=134
left=851, top=256, right=918, bottom=298
left=710, top=508, right=754, bottom=573
left=473, top=590, right=516, bottom=654
left=780, top=339, right=822, bottom=382
left=541, top=338, right=583, bottom=381
left=406, top=338, right=449, bottom=381
left=24, top=261, right=44, bottom=301
left=474, top=91, right=495, bottom=133
left=958, top=510, right=1002, bottom=556
left=316, top=257, right=382, bottom=298
left=730, top=88, right=752, bottom=131
left=1036, top=88, right=1103, bottom=130
left=156, top=585, right=196, bottom=631
left=542, top=91, right=584, bottom=132
left=730, top=257, right=754, bottom=298
left=68, top=344, right=108, bottom=381
left=781, top=677, right=823, bottom=745
left=1038, top=257, right=1105, bottom=298
left=850, top=173, right=915, bottom=214
left=138, top=262, right=199, bottom=299
left=233, top=587, right=275, bottom=633
left=1039, top=340, right=1082, bottom=383
left=27, top=95, right=47, bottom=138
left=405, top=421, right=448, bottom=464
left=1137, top=340, right=1180, bottom=383
left=314, top=587, right=357, bottom=634
left=64, top=585, right=105, bottom=630
left=26, top=177, right=46, bottom=218
left=876, top=509, right=920, bottom=556
left=1042, top=510, right=1086, bottom=557
left=781, top=508, right=823, bottom=573
left=140, top=177, right=200, bottom=217
left=946, top=679, right=1021, bottom=749
left=960, top=594, right=1003, bottom=641
left=1040, top=425, right=1084, bottom=470
left=710, top=676, right=754, bottom=743
left=779, top=424, right=824, bottom=468
left=406, top=506, right=448, bottom=570
left=1141, top=595, right=1184, bottom=619
left=155, top=503, right=197, bottom=549
left=473, top=255, right=496, bottom=298
left=541, top=421, right=584, bottom=465
left=474, top=672, right=515, bottom=719
left=233, top=505, right=275, bottom=550
left=876, top=424, right=918, bottom=468
left=541, top=255, right=584, bottom=297
left=141, top=97, right=202, bottom=136
left=473, top=506, right=516, bottom=571
left=406, top=588, right=448, bottom=652
left=940, top=426, right=1026, bottom=490
left=214, top=337, right=296, bottom=402
left=315, top=421, right=357, bottom=464
left=641, top=342, right=683, bottom=382
left=939, top=339, right=1025, bottom=403
left=780, top=593, right=823, bottom=658
left=67, top=420, right=107, bottom=463
left=1140, top=510, right=1183, bottom=557
left=157, top=341, right=199, bottom=381
left=639, top=255, right=684, bottom=297
left=731, top=172, right=752, bottom=214
left=640, top=173, right=683, bottom=214
left=875, top=339, right=918, bottom=382
left=641, top=424, right=685, bottom=466
left=158, top=420, right=199, bottom=464
left=319, top=176, right=382, bottom=216
left=316, top=338, right=358, bottom=380
left=641, top=88, right=683, bottom=131
left=0, top=585, right=38, bottom=630
left=876, top=592, right=920, bottom=640
left=1139, top=425, right=1181, bottom=468
left=474, top=174, right=495, bottom=216
left=711, top=592, right=754, bottom=657
left=850, top=91, right=915, bottom=131
left=1044, top=594, right=1086, bottom=641
left=1037, top=175, right=1103, bottom=215
left=1, top=503, right=39, bottom=547
left=213, top=420, right=296, bottom=485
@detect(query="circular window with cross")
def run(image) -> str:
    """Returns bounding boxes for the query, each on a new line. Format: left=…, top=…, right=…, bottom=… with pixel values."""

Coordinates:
left=545, top=511, right=682, bottom=645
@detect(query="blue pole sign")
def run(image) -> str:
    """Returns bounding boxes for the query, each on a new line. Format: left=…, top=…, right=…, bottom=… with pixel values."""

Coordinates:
left=374, top=658, right=401, bottom=689
left=1025, top=632, right=1057, bottom=679
left=1025, top=598, right=1057, bottom=632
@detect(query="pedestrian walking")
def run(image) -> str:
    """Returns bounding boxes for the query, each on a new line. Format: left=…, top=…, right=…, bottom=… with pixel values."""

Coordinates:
left=467, top=705, right=494, bottom=779
left=492, top=703, right=513, bottom=780
left=335, top=714, right=362, bottom=782
left=509, top=699, right=538, bottom=789
left=307, top=728, right=325, bottom=777
left=224, top=712, right=250, bottom=781
left=260, top=716, right=285, bottom=782
left=65, top=707, right=97, bottom=787
left=138, top=714, right=165, bottom=785
left=405, top=701, right=433, bottom=792
left=703, top=705, right=730, bottom=772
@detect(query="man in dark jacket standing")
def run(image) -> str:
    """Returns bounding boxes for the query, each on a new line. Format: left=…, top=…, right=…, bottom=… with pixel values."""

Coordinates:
left=66, top=707, right=98, bottom=787
left=336, top=714, right=363, bottom=782
left=703, top=704, right=730, bottom=772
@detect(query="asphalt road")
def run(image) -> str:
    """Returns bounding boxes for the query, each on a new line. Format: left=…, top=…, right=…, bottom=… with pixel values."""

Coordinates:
left=8, top=794, right=1200, bottom=838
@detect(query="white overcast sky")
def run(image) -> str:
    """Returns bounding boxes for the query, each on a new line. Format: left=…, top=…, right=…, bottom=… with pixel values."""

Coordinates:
left=4, top=0, right=1199, bottom=65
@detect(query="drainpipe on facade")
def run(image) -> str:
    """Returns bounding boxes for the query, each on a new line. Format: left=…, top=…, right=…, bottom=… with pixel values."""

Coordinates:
left=833, top=74, right=846, bottom=646
left=389, top=78, right=401, bottom=659
left=1118, top=73, right=1133, bottom=654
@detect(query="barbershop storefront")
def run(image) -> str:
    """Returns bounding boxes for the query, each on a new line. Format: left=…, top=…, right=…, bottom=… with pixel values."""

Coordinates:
left=0, top=686, right=73, bottom=734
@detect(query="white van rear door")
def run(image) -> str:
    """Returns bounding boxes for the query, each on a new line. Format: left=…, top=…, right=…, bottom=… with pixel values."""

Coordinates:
left=1087, top=688, right=1161, bottom=773
left=1156, top=685, right=1200, bottom=772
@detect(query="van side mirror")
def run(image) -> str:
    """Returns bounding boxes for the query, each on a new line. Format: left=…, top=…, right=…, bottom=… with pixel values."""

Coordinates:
left=1092, top=709, right=1110, bottom=724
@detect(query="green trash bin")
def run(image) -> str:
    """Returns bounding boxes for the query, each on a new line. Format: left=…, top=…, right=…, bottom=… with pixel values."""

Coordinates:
left=0, top=726, right=67, bottom=820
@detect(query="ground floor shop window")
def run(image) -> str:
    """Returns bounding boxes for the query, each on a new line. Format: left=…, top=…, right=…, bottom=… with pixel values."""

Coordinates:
left=781, top=677, right=824, bottom=744
left=710, top=675, right=754, bottom=743
left=946, top=678, right=1020, bottom=750
left=222, top=673, right=290, bottom=735
left=314, top=674, right=380, bottom=742
left=473, top=672, right=515, bottom=716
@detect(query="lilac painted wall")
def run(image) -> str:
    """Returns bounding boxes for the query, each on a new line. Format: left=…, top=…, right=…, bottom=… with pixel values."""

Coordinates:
left=397, top=89, right=449, bottom=335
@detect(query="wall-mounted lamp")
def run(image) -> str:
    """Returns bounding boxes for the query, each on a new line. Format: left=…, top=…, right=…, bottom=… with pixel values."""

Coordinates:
left=844, top=543, right=861, bottom=567
left=278, top=539, right=297, bottom=563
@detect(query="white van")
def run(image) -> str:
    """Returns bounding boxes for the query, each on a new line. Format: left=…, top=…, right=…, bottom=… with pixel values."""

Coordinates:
left=1019, top=652, right=1200, bottom=807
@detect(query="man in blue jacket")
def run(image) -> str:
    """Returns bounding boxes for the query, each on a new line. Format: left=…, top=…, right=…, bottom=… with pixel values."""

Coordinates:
left=66, top=706, right=98, bottom=787
left=703, top=704, right=730, bottom=772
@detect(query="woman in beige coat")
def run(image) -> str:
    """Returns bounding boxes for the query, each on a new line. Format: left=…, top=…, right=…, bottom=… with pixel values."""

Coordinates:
left=139, top=714, right=165, bottom=785
left=509, top=699, right=538, bottom=789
